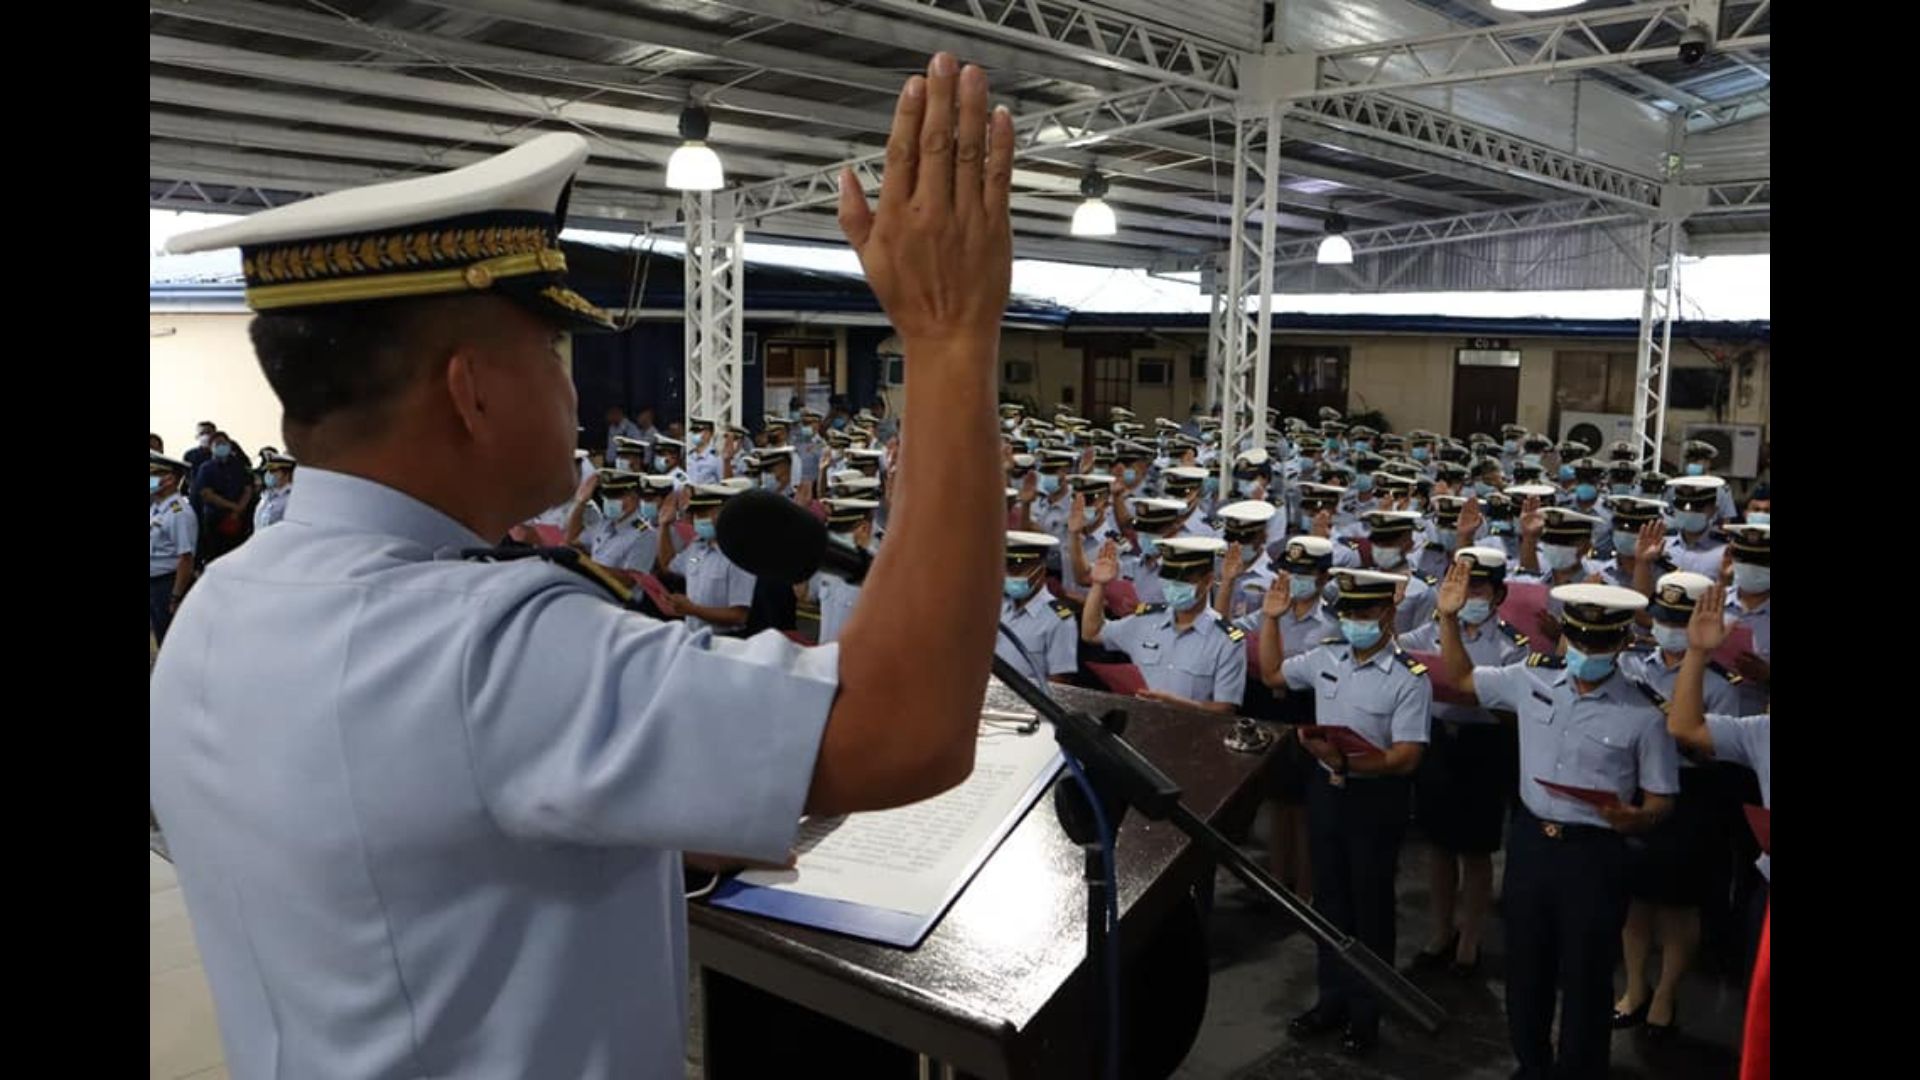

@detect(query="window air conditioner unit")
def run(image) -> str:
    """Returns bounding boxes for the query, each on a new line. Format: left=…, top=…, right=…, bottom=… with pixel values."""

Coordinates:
left=1558, top=411, right=1636, bottom=455
left=1681, top=422, right=1763, bottom=479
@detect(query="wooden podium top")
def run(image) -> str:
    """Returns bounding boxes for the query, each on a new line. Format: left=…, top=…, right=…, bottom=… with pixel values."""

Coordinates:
left=690, top=681, right=1273, bottom=1079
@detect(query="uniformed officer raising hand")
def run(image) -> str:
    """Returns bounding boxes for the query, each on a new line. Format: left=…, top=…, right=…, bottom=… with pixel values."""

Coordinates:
left=152, top=51, right=1019, bottom=1080
left=1433, top=563, right=1679, bottom=1080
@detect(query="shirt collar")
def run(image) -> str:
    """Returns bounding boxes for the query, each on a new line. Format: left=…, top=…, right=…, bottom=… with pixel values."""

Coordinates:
left=281, top=468, right=488, bottom=556
left=1345, top=642, right=1394, bottom=671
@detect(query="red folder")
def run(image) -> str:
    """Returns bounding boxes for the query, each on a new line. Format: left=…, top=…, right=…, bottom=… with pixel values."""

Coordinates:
left=1534, top=777, right=1622, bottom=809
left=531, top=524, right=567, bottom=547
left=1715, top=624, right=1757, bottom=669
left=622, top=570, right=674, bottom=611
left=1744, top=804, right=1771, bottom=855
left=1299, top=725, right=1385, bottom=758
left=1086, top=661, right=1147, bottom=696
left=1499, top=581, right=1550, bottom=651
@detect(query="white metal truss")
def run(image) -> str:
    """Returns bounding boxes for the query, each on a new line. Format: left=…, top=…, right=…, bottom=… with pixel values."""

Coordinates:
left=1687, top=87, right=1769, bottom=132
left=843, top=0, right=1242, bottom=93
left=1289, top=93, right=1665, bottom=209
left=1215, top=106, right=1283, bottom=485
left=1267, top=198, right=1632, bottom=265
left=1309, top=2, right=1769, bottom=100
left=682, top=192, right=746, bottom=434
left=1204, top=256, right=1227, bottom=415
left=1630, top=219, right=1682, bottom=468
left=725, top=80, right=1232, bottom=225
left=1698, top=179, right=1770, bottom=215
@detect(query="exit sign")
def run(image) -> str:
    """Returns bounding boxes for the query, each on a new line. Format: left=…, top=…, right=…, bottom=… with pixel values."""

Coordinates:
left=1465, top=337, right=1511, bottom=350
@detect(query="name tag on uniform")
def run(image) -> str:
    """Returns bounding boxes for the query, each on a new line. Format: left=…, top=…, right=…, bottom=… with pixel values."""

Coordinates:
left=1138, top=640, right=1161, bottom=652
left=1530, top=690, right=1552, bottom=704
left=1319, top=671, right=1338, bottom=683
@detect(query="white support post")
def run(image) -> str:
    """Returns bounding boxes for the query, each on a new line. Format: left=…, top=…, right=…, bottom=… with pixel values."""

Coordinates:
left=682, top=191, right=746, bottom=434
left=1630, top=219, right=1681, bottom=469
left=1215, top=104, right=1283, bottom=489
left=1203, top=256, right=1226, bottom=414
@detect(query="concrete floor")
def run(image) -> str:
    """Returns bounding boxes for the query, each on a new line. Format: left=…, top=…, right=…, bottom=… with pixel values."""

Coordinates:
left=1171, top=810, right=1746, bottom=1080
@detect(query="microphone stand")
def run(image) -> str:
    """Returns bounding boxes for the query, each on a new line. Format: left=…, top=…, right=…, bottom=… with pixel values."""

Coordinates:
left=988, top=654, right=1448, bottom=1054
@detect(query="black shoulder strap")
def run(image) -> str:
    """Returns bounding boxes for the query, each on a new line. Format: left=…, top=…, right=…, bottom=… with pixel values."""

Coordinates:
left=1392, top=646, right=1428, bottom=675
left=1216, top=616, right=1246, bottom=642
left=1497, top=619, right=1530, bottom=647
left=1526, top=652, right=1565, bottom=669
left=1625, top=676, right=1670, bottom=712
left=1706, top=659, right=1744, bottom=685
left=462, top=544, right=636, bottom=607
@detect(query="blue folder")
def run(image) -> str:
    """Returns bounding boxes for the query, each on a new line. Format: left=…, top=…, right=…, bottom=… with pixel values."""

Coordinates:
left=708, top=747, right=1064, bottom=948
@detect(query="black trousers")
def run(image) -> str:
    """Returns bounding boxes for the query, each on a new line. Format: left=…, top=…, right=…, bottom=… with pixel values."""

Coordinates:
left=1503, top=807, right=1631, bottom=1080
left=149, top=575, right=177, bottom=645
left=1306, top=770, right=1410, bottom=1034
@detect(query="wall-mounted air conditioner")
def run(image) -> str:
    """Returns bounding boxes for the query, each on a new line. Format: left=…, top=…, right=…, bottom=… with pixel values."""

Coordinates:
left=1559, top=411, right=1636, bottom=454
left=1681, top=422, right=1763, bottom=479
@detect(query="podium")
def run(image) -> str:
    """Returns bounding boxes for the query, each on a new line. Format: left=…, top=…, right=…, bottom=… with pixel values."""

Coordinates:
left=691, top=681, right=1274, bottom=1079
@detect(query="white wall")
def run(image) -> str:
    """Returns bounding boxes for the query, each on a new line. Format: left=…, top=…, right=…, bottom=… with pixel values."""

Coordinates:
left=150, top=313, right=281, bottom=457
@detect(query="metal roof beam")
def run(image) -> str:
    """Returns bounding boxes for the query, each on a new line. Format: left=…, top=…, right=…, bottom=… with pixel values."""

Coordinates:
left=1308, top=2, right=1769, bottom=100
left=707, top=0, right=1236, bottom=94
left=151, top=0, right=894, bottom=136
left=741, top=207, right=1182, bottom=269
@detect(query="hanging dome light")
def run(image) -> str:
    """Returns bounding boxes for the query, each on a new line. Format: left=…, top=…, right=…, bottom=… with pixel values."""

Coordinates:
left=1315, top=213, right=1354, bottom=265
left=666, top=104, right=725, bottom=191
left=1070, top=168, right=1117, bottom=237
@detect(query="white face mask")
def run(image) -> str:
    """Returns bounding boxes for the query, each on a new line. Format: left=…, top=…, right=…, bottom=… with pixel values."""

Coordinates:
left=1539, top=543, right=1580, bottom=571
left=1372, top=544, right=1406, bottom=569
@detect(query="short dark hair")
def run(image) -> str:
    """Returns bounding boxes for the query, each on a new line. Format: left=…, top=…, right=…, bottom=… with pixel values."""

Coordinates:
left=150, top=433, right=163, bottom=450
left=197, top=420, right=216, bottom=431
left=248, top=298, right=462, bottom=435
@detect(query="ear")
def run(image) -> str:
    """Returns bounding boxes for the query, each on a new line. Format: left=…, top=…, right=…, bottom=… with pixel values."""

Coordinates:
left=444, top=346, right=487, bottom=439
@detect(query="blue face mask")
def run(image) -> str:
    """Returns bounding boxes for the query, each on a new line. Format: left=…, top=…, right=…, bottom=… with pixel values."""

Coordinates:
left=263, top=472, right=282, bottom=490
left=1235, top=478, right=1259, bottom=497
left=1732, top=563, right=1771, bottom=594
left=1411, top=447, right=1430, bottom=463
left=1038, top=473, right=1061, bottom=496
left=1289, top=575, right=1320, bottom=600
left=1122, top=467, right=1139, bottom=486
left=1340, top=618, right=1384, bottom=650
left=1652, top=624, right=1689, bottom=654
left=1372, top=544, right=1406, bottom=569
left=761, top=473, right=781, bottom=491
left=1435, top=528, right=1457, bottom=549
left=1522, top=454, right=1542, bottom=468
left=149, top=475, right=162, bottom=494
left=1139, top=535, right=1160, bottom=557
left=1490, top=519, right=1515, bottom=535
left=1459, top=597, right=1493, bottom=625
left=1684, top=462, right=1706, bottom=476
left=1503, top=440, right=1520, bottom=454
left=831, top=417, right=848, bottom=431
left=1352, top=440, right=1372, bottom=454
left=1203, top=476, right=1219, bottom=497
left=639, top=501, right=659, bottom=524
left=212, top=443, right=232, bottom=460
left=1004, top=575, right=1034, bottom=600
left=1744, top=511, right=1770, bottom=526
left=1563, top=644, right=1617, bottom=682
left=1160, top=578, right=1202, bottom=611
left=1573, top=482, right=1598, bottom=503
left=1612, top=530, right=1638, bottom=554
left=1083, top=504, right=1102, bottom=526
left=1673, top=509, right=1709, bottom=533
left=1353, top=474, right=1374, bottom=494
left=1558, top=464, right=1577, bottom=482
left=1539, top=542, right=1580, bottom=571
left=1473, top=481, right=1496, bottom=497
left=693, top=518, right=717, bottom=541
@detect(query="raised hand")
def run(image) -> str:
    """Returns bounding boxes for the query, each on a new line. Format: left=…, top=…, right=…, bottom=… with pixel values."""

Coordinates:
left=1434, top=558, right=1470, bottom=617
left=574, top=470, right=600, bottom=504
left=1520, top=496, right=1545, bottom=541
left=1067, top=492, right=1088, bottom=535
left=1262, top=574, right=1292, bottom=618
left=1635, top=519, right=1667, bottom=563
left=1019, top=468, right=1039, bottom=504
left=1455, top=496, right=1483, bottom=544
left=657, top=492, right=680, bottom=526
left=1091, top=540, right=1120, bottom=585
left=1689, top=583, right=1731, bottom=653
left=837, top=53, right=1014, bottom=356
left=1220, top=544, right=1245, bottom=586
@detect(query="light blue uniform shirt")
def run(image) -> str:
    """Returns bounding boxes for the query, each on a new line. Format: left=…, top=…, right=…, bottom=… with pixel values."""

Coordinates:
left=1471, top=659, right=1680, bottom=828
left=583, top=512, right=660, bottom=574
left=811, top=570, right=862, bottom=644
left=1706, top=712, right=1771, bottom=879
left=1725, top=591, right=1771, bottom=662
left=1619, top=646, right=1746, bottom=758
left=252, top=486, right=291, bottom=532
left=149, top=469, right=838, bottom=1080
left=1662, top=529, right=1728, bottom=577
left=687, top=446, right=723, bottom=485
left=996, top=585, right=1080, bottom=685
left=151, top=491, right=198, bottom=575
left=1279, top=640, right=1433, bottom=770
left=1100, top=605, right=1248, bottom=705
left=1399, top=617, right=1531, bottom=725
left=669, top=537, right=757, bottom=635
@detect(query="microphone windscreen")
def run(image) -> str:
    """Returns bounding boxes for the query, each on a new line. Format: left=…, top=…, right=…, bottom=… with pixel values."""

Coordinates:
left=715, top=489, right=828, bottom=584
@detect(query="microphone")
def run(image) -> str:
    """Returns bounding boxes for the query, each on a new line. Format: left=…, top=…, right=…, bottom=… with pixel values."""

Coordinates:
left=716, top=488, right=872, bottom=585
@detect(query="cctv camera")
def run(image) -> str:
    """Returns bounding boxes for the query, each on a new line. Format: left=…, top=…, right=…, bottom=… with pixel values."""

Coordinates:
left=1678, top=25, right=1710, bottom=66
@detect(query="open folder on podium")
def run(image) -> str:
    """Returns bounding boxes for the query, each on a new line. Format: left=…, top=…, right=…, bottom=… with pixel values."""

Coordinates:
left=710, top=691, right=1063, bottom=948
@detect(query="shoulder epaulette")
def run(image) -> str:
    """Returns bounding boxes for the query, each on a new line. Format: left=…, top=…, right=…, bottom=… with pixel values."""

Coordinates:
left=1414, top=571, right=1437, bottom=586
left=1134, top=602, right=1167, bottom=616
left=1526, top=652, right=1565, bottom=669
left=1625, top=677, right=1670, bottom=712
left=1051, top=599, right=1077, bottom=620
left=1497, top=619, right=1529, bottom=646
left=1217, top=616, right=1246, bottom=642
left=1706, top=659, right=1744, bottom=685
left=169, top=500, right=185, bottom=514
left=1320, top=635, right=1347, bottom=646
left=461, top=545, right=635, bottom=607
left=1392, top=646, right=1428, bottom=675
left=1339, top=536, right=1362, bottom=547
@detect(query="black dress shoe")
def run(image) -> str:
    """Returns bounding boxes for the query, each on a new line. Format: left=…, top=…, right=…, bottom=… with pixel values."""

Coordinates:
left=1643, top=1004, right=1679, bottom=1043
left=1340, top=1023, right=1379, bottom=1057
left=1611, top=1001, right=1650, bottom=1029
left=1407, top=933, right=1459, bottom=973
left=1449, top=952, right=1481, bottom=979
left=1288, top=1004, right=1346, bottom=1040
